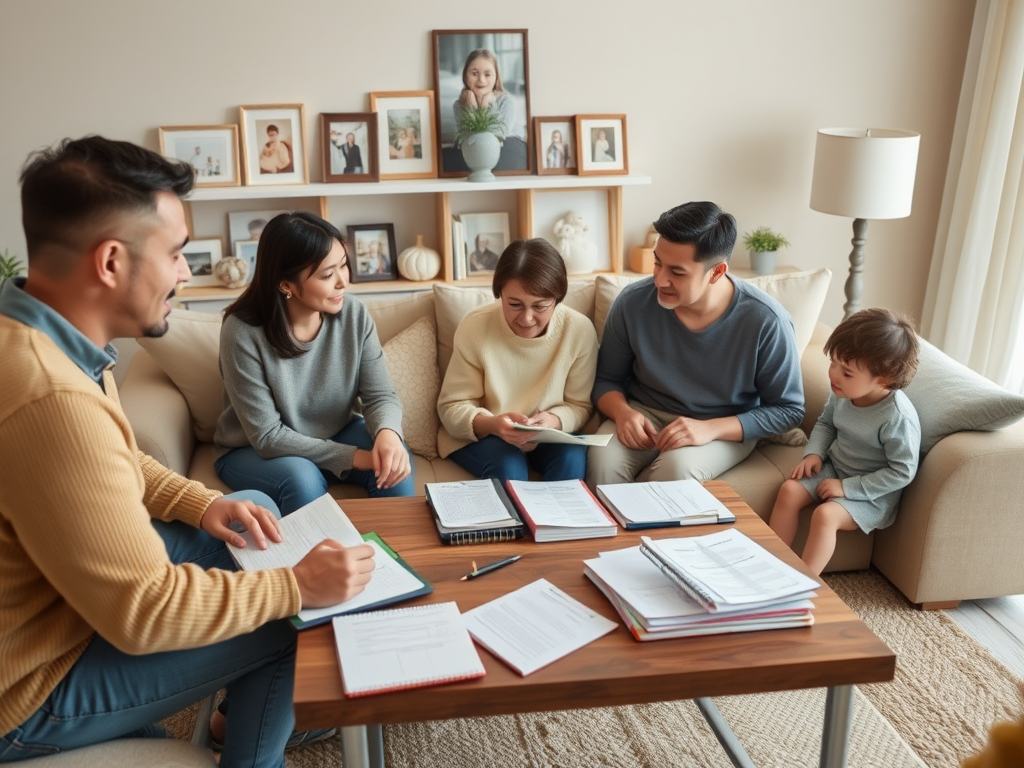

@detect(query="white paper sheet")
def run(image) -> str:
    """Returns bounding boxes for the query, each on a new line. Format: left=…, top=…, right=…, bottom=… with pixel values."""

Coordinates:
left=513, top=424, right=613, bottom=447
left=428, top=480, right=516, bottom=527
left=506, top=480, right=613, bottom=528
left=597, top=480, right=734, bottom=524
left=462, top=578, right=617, bottom=675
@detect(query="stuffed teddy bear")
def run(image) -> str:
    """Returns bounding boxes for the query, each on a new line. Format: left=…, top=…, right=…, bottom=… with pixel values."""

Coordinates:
left=553, top=211, right=598, bottom=274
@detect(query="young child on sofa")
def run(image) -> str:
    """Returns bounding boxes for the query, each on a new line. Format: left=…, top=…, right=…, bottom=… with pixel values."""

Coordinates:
left=768, top=308, right=921, bottom=575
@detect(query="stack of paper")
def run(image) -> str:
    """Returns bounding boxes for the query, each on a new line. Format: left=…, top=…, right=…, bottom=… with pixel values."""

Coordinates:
left=584, top=530, right=819, bottom=640
left=595, top=479, right=736, bottom=530
left=505, top=480, right=618, bottom=542
left=425, top=479, right=525, bottom=544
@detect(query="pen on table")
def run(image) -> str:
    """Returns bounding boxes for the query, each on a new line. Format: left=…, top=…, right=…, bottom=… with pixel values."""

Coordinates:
left=460, top=555, right=522, bottom=580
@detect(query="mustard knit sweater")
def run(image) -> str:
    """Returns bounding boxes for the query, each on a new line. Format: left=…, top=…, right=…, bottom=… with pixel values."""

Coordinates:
left=437, top=301, right=598, bottom=458
left=0, top=316, right=301, bottom=736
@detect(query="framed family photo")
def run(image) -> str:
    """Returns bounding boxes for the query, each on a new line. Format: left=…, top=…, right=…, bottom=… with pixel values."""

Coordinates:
left=368, top=91, right=437, bottom=181
left=533, top=116, right=577, bottom=176
left=239, top=104, right=308, bottom=185
left=347, top=224, right=398, bottom=283
left=320, top=112, right=378, bottom=183
left=158, top=125, right=240, bottom=187
left=460, top=212, right=510, bottom=275
left=182, top=238, right=224, bottom=287
left=432, top=29, right=532, bottom=178
left=576, top=114, right=629, bottom=176
left=227, top=209, right=286, bottom=255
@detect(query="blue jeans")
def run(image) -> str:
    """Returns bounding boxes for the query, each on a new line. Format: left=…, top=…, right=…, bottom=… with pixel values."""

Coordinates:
left=449, top=435, right=587, bottom=484
left=0, top=491, right=296, bottom=768
left=215, top=418, right=416, bottom=515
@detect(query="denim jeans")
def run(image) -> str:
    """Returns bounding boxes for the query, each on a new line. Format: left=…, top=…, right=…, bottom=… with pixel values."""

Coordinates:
left=215, top=418, right=417, bottom=515
left=0, top=491, right=296, bottom=768
left=449, top=434, right=587, bottom=484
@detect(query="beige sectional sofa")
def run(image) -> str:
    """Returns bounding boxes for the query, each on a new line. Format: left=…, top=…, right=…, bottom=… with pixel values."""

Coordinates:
left=118, top=269, right=1024, bottom=608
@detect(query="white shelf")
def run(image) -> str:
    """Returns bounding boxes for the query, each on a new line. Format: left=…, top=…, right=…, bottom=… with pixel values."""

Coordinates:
left=185, top=173, right=652, bottom=201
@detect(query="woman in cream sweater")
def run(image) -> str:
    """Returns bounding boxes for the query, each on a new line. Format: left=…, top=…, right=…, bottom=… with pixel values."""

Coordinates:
left=437, top=239, right=598, bottom=482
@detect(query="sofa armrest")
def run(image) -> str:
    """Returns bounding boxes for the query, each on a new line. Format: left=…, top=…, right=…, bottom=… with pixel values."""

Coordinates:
left=872, top=419, right=1024, bottom=604
left=799, top=321, right=831, bottom=436
left=118, top=349, right=196, bottom=476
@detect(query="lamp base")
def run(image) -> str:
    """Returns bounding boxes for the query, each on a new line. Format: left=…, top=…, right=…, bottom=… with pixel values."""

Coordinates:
left=842, top=218, right=869, bottom=321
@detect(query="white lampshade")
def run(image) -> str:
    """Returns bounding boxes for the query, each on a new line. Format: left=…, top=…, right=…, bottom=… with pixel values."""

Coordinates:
left=810, top=128, right=920, bottom=220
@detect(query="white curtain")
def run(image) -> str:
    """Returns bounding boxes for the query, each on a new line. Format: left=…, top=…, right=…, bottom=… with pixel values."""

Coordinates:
left=921, top=0, right=1024, bottom=392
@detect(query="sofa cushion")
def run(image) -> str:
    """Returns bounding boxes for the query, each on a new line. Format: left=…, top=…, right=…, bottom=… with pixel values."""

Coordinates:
left=137, top=309, right=223, bottom=442
left=381, top=314, right=441, bottom=459
left=433, top=281, right=596, bottom=376
left=365, top=291, right=435, bottom=345
left=905, top=338, right=1024, bottom=454
left=593, top=268, right=832, bottom=356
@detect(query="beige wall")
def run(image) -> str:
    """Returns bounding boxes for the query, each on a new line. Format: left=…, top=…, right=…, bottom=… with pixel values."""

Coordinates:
left=0, top=0, right=973, bottom=327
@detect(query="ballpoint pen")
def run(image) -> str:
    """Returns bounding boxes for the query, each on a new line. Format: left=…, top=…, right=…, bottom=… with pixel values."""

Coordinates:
left=460, top=555, right=521, bottom=580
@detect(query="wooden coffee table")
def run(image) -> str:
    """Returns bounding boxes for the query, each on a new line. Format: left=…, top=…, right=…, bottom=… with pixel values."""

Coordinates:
left=293, top=482, right=895, bottom=768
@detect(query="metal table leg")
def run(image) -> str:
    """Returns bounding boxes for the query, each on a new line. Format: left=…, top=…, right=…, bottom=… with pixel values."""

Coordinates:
left=695, top=697, right=757, bottom=768
left=819, top=685, right=854, bottom=768
left=341, top=724, right=381, bottom=768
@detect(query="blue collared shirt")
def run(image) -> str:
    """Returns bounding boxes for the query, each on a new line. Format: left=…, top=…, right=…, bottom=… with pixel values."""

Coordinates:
left=0, top=277, right=117, bottom=387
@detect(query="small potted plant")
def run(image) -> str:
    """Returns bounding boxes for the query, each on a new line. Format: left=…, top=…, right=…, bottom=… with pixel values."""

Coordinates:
left=454, top=106, right=506, bottom=182
left=0, top=249, right=25, bottom=288
left=741, top=227, right=790, bottom=275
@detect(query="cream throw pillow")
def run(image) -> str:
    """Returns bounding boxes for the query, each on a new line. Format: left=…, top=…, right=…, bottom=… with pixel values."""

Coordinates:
left=137, top=309, right=223, bottom=442
left=381, top=314, right=441, bottom=459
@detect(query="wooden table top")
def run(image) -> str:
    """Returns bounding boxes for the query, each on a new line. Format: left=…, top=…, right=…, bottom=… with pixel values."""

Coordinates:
left=293, top=482, right=895, bottom=729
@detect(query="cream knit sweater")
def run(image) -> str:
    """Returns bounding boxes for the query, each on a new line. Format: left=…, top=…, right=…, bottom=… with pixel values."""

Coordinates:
left=437, top=301, right=598, bottom=458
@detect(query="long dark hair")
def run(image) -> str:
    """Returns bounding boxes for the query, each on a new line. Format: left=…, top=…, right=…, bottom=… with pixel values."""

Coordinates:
left=224, top=211, right=347, bottom=358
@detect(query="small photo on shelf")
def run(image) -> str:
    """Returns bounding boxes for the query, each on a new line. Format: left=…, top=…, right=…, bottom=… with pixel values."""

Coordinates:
left=227, top=210, right=286, bottom=256
left=460, top=212, right=510, bottom=275
left=368, top=91, right=438, bottom=181
left=239, top=104, right=309, bottom=186
left=534, top=116, right=577, bottom=176
left=158, top=125, right=240, bottom=187
left=576, top=114, right=628, bottom=176
left=183, top=238, right=224, bottom=287
left=320, top=112, right=378, bottom=183
left=234, top=239, right=259, bottom=284
left=347, top=224, right=399, bottom=283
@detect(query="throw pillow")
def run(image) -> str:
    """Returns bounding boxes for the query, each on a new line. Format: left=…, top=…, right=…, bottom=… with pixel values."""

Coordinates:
left=905, top=338, right=1024, bottom=454
left=433, top=281, right=596, bottom=377
left=137, top=309, right=223, bottom=442
left=381, top=314, right=441, bottom=459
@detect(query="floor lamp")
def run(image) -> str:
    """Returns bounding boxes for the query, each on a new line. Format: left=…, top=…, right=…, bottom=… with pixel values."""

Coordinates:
left=809, top=128, right=920, bottom=320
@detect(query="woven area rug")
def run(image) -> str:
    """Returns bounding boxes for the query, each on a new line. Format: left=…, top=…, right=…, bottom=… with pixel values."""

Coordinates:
left=164, top=569, right=1023, bottom=767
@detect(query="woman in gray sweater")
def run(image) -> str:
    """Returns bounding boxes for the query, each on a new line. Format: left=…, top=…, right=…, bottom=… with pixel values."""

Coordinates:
left=213, top=212, right=414, bottom=514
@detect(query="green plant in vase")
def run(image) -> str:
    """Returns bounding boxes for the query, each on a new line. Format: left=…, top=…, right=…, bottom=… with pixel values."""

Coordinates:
left=455, top=106, right=506, bottom=182
left=741, top=227, right=789, bottom=275
left=0, top=249, right=25, bottom=288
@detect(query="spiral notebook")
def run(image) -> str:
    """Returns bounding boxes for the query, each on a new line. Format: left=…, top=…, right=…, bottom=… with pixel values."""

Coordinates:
left=332, top=601, right=485, bottom=697
left=425, top=479, right=525, bottom=545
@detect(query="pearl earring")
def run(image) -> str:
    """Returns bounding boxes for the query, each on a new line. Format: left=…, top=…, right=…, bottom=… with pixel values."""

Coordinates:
left=284, top=291, right=292, bottom=299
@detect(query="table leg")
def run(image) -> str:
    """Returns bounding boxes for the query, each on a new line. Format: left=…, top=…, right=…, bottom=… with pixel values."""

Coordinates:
left=341, top=724, right=384, bottom=768
left=819, top=685, right=854, bottom=768
left=694, top=697, right=757, bottom=768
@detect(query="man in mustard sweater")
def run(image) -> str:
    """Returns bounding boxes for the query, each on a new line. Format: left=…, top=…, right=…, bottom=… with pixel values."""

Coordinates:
left=0, top=137, right=375, bottom=767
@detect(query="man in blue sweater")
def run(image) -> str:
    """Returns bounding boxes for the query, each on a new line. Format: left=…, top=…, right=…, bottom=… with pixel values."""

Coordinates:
left=587, top=201, right=804, bottom=486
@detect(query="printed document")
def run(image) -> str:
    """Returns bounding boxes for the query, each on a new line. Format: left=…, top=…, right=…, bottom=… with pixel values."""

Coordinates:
left=506, top=480, right=611, bottom=528
left=429, top=480, right=516, bottom=527
left=462, top=578, right=617, bottom=675
left=513, top=424, right=613, bottom=447
left=597, top=480, right=734, bottom=525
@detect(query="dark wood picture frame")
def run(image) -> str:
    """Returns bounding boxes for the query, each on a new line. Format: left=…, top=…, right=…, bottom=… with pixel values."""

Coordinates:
left=320, top=112, right=379, bottom=183
left=346, top=224, right=399, bottom=283
left=432, top=29, right=532, bottom=178
left=534, top=116, right=577, bottom=176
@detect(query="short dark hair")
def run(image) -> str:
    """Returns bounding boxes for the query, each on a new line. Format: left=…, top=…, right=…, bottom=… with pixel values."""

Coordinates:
left=225, top=211, right=347, bottom=359
left=824, top=307, right=920, bottom=390
left=492, top=239, right=568, bottom=302
left=653, top=201, right=737, bottom=267
left=19, top=135, right=194, bottom=269
left=266, top=125, right=279, bottom=134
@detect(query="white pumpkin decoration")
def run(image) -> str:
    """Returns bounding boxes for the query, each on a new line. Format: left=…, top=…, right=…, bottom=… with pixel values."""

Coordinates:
left=397, top=235, right=441, bottom=282
left=214, top=256, right=249, bottom=288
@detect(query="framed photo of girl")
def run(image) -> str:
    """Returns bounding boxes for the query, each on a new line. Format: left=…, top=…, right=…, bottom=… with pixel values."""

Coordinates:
left=432, top=29, right=532, bottom=178
left=239, top=104, right=309, bottom=186
left=368, top=91, right=438, bottom=181
left=533, top=116, right=577, bottom=176
left=576, top=114, right=629, bottom=176
left=320, top=112, right=378, bottom=183
left=159, top=125, right=240, bottom=187
left=346, top=224, right=399, bottom=283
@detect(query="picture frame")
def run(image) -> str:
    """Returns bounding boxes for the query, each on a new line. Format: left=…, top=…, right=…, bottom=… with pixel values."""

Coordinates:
left=576, top=114, right=629, bottom=176
left=368, top=91, right=438, bottom=181
left=460, top=212, right=510, bottom=275
left=347, top=224, right=399, bottom=283
left=534, top=116, right=577, bottom=176
left=320, top=112, right=378, bottom=183
left=227, top=210, right=287, bottom=255
left=158, top=125, right=240, bottom=187
left=239, top=104, right=308, bottom=185
left=234, top=239, right=260, bottom=284
left=432, top=29, right=532, bottom=178
left=182, top=238, right=224, bottom=287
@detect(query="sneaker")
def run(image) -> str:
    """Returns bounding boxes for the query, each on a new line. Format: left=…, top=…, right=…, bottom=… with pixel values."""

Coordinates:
left=285, top=728, right=339, bottom=750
